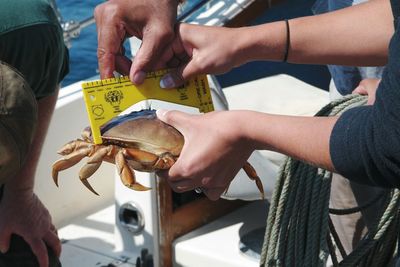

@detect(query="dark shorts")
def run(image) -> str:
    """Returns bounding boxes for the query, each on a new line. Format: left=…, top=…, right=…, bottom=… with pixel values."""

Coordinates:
left=0, top=234, right=61, bottom=267
left=0, top=23, right=69, bottom=99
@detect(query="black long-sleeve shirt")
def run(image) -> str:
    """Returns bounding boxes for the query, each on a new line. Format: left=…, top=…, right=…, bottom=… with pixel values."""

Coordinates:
left=330, top=0, right=400, bottom=187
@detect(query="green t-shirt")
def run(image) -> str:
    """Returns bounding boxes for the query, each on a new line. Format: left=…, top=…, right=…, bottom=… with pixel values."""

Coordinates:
left=0, top=0, right=60, bottom=35
left=0, top=0, right=69, bottom=98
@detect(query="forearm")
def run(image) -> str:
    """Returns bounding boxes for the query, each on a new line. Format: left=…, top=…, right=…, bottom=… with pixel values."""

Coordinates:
left=236, top=0, right=393, bottom=66
left=234, top=111, right=337, bottom=171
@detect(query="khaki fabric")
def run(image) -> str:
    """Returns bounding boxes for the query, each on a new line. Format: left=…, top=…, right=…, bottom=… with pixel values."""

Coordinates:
left=0, top=61, right=37, bottom=184
left=329, top=174, right=388, bottom=259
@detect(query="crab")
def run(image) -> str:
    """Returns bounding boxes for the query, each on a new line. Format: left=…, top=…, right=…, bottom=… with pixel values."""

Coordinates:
left=52, top=109, right=264, bottom=198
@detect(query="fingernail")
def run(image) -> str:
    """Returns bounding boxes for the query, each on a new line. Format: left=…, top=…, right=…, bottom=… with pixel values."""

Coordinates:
left=160, top=74, right=176, bottom=89
left=156, top=109, right=168, bottom=119
left=132, top=71, right=146, bottom=85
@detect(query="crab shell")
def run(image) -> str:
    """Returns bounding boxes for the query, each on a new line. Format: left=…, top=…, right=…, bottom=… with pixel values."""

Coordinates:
left=89, top=109, right=184, bottom=165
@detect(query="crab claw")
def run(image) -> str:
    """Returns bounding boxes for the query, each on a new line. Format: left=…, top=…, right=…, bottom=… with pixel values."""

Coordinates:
left=52, top=147, right=92, bottom=186
left=52, top=167, right=60, bottom=187
left=243, top=162, right=265, bottom=199
left=80, top=178, right=99, bottom=196
left=78, top=147, right=112, bottom=196
left=57, top=139, right=89, bottom=155
left=116, top=150, right=151, bottom=191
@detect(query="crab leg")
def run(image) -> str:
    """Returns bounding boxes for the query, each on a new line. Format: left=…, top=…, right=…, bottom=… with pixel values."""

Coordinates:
left=52, top=147, right=93, bottom=186
left=243, top=162, right=265, bottom=199
left=115, top=149, right=151, bottom=191
left=124, top=149, right=176, bottom=170
left=79, top=146, right=113, bottom=195
left=154, top=153, right=176, bottom=169
left=57, top=139, right=91, bottom=155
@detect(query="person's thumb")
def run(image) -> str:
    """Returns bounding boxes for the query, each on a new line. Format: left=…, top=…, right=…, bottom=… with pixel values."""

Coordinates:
left=130, top=30, right=173, bottom=85
left=156, top=109, right=191, bottom=133
left=352, top=85, right=367, bottom=95
left=159, top=61, right=199, bottom=89
left=129, top=42, right=153, bottom=85
left=0, top=231, right=11, bottom=253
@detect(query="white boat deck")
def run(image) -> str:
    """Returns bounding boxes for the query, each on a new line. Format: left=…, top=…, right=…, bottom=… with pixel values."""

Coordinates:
left=173, top=200, right=269, bottom=267
left=58, top=201, right=269, bottom=267
left=59, top=205, right=137, bottom=267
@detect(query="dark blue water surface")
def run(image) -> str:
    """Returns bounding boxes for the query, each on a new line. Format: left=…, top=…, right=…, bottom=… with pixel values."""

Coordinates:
left=56, top=0, right=104, bottom=86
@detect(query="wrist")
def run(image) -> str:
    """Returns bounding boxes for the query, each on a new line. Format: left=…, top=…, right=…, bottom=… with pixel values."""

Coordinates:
left=231, top=27, right=254, bottom=66
left=237, top=111, right=276, bottom=151
left=4, top=182, right=34, bottom=195
left=3, top=169, right=34, bottom=194
left=228, top=111, right=260, bottom=151
left=2, top=184, right=34, bottom=203
left=241, top=22, right=288, bottom=62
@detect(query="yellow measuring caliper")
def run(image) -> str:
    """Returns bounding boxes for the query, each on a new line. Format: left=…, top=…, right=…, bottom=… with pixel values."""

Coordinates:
left=81, top=69, right=214, bottom=144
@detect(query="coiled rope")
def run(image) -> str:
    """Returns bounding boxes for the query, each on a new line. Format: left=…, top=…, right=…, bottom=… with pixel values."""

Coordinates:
left=260, top=94, right=400, bottom=267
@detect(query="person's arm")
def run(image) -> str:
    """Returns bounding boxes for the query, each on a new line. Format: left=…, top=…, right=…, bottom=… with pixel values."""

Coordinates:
left=250, top=0, right=394, bottom=66
left=157, top=59, right=400, bottom=201
left=156, top=109, right=337, bottom=200
left=94, top=0, right=179, bottom=84
left=0, top=93, right=61, bottom=267
left=157, top=76, right=400, bottom=200
left=329, top=70, right=400, bottom=187
left=241, top=113, right=337, bottom=170
left=159, top=0, right=393, bottom=88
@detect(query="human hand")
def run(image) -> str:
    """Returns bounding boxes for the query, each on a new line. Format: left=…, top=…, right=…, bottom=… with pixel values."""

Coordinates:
left=94, top=0, right=179, bottom=84
left=352, top=78, right=381, bottom=105
left=156, top=109, right=254, bottom=200
left=0, top=189, right=60, bottom=267
left=159, top=23, right=243, bottom=88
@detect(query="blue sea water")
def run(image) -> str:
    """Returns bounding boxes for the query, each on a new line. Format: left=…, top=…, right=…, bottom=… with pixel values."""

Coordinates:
left=56, top=0, right=104, bottom=86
